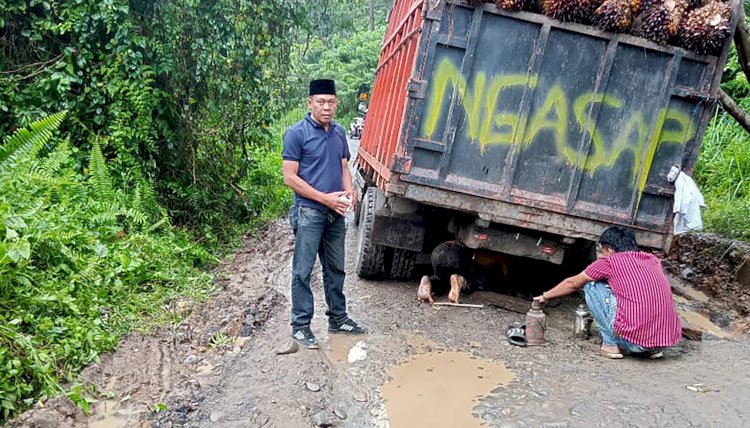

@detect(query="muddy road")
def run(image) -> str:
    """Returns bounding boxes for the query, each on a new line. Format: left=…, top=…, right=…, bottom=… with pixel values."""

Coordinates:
left=12, top=211, right=750, bottom=428
left=13, top=139, right=750, bottom=428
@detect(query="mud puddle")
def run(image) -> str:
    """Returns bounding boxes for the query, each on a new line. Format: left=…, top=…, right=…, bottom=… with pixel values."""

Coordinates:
left=325, top=333, right=365, bottom=365
left=679, top=310, right=737, bottom=339
left=89, top=402, right=142, bottom=428
left=88, top=377, right=145, bottom=428
left=381, top=333, right=515, bottom=428
left=673, top=285, right=711, bottom=304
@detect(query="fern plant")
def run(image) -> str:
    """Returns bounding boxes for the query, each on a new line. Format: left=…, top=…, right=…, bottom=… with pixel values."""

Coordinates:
left=0, top=114, right=215, bottom=422
left=0, top=111, right=68, bottom=172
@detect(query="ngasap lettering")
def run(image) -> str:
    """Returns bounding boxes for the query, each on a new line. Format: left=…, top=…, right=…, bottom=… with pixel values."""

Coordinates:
left=421, top=57, right=697, bottom=186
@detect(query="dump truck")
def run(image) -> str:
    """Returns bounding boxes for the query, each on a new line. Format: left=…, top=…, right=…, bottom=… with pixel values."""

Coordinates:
left=353, top=0, right=742, bottom=279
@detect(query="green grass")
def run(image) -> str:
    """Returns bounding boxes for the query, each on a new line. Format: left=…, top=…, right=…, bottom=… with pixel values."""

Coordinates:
left=695, top=97, right=750, bottom=241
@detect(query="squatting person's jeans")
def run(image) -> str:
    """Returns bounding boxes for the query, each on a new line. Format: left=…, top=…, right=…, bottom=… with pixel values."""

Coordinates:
left=289, top=205, right=348, bottom=328
left=583, top=281, right=649, bottom=354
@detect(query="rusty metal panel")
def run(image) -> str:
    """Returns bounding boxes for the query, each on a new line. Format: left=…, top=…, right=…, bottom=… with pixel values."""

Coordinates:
left=358, top=0, right=425, bottom=188
left=361, top=0, right=738, bottom=250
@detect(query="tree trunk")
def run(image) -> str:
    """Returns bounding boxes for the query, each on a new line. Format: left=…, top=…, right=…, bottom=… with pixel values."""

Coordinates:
left=370, top=0, right=375, bottom=31
left=735, top=5, right=750, bottom=81
left=719, top=89, right=750, bottom=134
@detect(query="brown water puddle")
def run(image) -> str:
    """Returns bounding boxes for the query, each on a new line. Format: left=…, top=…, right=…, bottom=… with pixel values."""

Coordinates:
left=88, top=377, right=145, bottom=428
left=89, top=401, right=143, bottom=428
left=325, top=333, right=364, bottom=364
left=679, top=311, right=736, bottom=339
left=677, top=287, right=711, bottom=303
left=381, top=333, right=515, bottom=428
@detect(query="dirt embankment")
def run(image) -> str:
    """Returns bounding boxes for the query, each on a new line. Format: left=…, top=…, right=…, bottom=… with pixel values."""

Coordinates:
left=662, top=233, right=750, bottom=331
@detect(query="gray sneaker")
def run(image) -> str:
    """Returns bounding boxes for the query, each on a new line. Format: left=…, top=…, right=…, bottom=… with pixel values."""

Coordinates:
left=328, top=318, right=367, bottom=334
left=292, top=326, right=320, bottom=349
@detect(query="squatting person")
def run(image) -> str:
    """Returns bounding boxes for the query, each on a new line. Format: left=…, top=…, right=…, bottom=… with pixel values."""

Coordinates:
left=281, top=78, right=367, bottom=349
left=534, top=226, right=682, bottom=359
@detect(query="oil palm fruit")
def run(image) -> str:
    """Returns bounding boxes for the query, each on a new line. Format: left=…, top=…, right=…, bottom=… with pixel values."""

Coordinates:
left=678, top=1, right=732, bottom=55
left=496, top=0, right=527, bottom=11
left=632, top=0, right=688, bottom=44
left=592, top=0, right=634, bottom=32
left=541, top=0, right=604, bottom=23
left=686, top=0, right=710, bottom=9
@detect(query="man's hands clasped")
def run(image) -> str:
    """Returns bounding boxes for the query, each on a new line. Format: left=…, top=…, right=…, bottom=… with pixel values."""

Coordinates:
left=322, top=190, right=357, bottom=216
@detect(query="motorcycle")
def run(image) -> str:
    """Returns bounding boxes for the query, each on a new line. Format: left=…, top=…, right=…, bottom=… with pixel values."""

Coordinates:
left=349, top=116, right=365, bottom=139
left=349, top=101, right=368, bottom=139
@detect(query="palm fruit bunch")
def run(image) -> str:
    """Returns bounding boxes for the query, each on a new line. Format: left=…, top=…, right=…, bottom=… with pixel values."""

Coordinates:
left=541, top=0, right=604, bottom=23
left=686, top=0, right=710, bottom=8
left=631, top=0, right=688, bottom=44
left=496, top=0, right=528, bottom=11
left=592, top=0, right=635, bottom=32
left=678, top=1, right=732, bottom=55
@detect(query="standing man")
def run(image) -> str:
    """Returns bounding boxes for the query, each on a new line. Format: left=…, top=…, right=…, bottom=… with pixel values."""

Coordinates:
left=534, top=226, right=681, bottom=359
left=282, top=79, right=367, bottom=349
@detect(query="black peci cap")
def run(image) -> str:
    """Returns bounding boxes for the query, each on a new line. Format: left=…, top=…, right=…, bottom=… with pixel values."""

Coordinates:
left=309, top=79, right=336, bottom=96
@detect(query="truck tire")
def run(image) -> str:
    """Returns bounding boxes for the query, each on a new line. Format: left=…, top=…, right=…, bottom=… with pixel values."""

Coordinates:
left=353, top=187, right=364, bottom=226
left=355, top=187, right=385, bottom=278
left=389, top=248, right=417, bottom=280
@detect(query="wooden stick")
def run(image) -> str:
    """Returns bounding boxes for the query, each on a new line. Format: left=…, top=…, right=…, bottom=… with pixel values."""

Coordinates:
left=733, top=5, right=750, bottom=82
left=719, top=89, right=750, bottom=134
left=433, top=302, right=484, bottom=308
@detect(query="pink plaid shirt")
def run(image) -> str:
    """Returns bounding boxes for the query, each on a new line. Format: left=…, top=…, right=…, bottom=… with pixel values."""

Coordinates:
left=585, top=251, right=682, bottom=348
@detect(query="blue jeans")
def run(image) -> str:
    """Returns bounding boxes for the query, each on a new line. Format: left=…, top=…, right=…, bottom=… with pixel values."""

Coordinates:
left=289, top=205, right=348, bottom=328
left=583, top=281, right=649, bottom=354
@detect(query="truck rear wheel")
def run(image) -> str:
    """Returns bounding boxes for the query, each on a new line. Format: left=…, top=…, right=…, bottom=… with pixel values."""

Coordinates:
left=389, top=248, right=417, bottom=280
left=353, top=188, right=363, bottom=226
left=355, top=187, right=385, bottom=278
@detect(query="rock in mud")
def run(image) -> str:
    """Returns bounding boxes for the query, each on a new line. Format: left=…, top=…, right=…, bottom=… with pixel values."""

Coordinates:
left=482, top=412, right=497, bottom=422
left=184, top=354, right=199, bottom=365
left=20, top=414, right=58, bottom=428
left=275, top=340, right=299, bottom=355
left=332, top=407, right=348, bottom=420
left=311, top=410, right=336, bottom=427
left=306, top=382, right=321, bottom=392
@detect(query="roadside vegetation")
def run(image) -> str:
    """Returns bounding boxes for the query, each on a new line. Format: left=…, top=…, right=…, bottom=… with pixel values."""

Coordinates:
left=0, top=0, right=388, bottom=421
left=697, top=48, right=750, bottom=241
left=0, top=0, right=747, bottom=422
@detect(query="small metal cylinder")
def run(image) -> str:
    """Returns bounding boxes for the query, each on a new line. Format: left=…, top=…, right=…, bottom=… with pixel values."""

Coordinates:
left=574, top=304, right=592, bottom=338
left=526, top=300, right=546, bottom=345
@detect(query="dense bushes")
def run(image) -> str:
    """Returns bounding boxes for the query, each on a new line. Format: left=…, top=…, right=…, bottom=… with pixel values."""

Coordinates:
left=0, top=114, right=214, bottom=420
left=1, top=0, right=302, bottom=244
left=0, top=0, right=304, bottom=420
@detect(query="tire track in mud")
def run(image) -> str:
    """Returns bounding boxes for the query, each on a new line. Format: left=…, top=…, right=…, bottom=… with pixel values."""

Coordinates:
left=157, top=217, right=386, bottom=428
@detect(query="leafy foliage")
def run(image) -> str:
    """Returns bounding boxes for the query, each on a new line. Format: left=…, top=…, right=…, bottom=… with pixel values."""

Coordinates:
left=0, top=0, right=392, bottom=421
left=695, top=48, right=750, bottom=240
left=284, top=0, right=390, bottom=121
left=1, top=0, right=303, bottom=244
left=0, top=115, right=215, bottom=422
left=300, top=28, right=386, bottom=121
